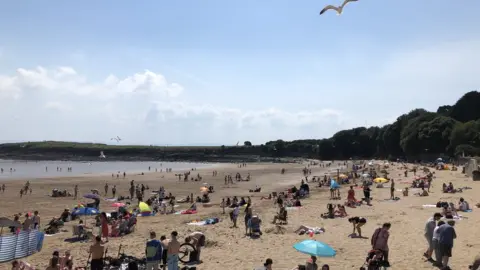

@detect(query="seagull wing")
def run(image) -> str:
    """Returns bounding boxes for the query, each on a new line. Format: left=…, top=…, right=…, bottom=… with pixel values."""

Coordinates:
left=340, top=0, right=358, bottom=9
left=320, top=5, right=340, bottom=15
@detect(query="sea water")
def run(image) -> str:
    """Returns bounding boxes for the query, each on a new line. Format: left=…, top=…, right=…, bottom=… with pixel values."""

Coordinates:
left=0, top=160, right=214, bottom=180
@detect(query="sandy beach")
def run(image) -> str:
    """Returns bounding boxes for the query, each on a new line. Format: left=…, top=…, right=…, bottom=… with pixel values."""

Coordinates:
left=1, top=161, right=479, bottom=270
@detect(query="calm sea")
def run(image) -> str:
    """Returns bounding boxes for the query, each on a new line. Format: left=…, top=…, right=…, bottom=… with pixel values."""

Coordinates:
left=0, top=160, right=214, bottom=180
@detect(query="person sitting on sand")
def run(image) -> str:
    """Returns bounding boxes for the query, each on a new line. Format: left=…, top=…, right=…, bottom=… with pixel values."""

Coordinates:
left=294, top=225, right=325, bottom=235
left=415, top=187, right=429, bottom=197
left=294, top=198, right=302, bottom=207
left=334, top=204, right=347, bottom=217
left=272, top=206, right=287, bottom=224
left=60, top=250, right=73, bottom=270
left=188, top=202, right=197, bottom=211
left=449, top=202, right=459, bottom=217
left=458, top=198, right=470, bottom=211
left=442, top=205, right=454, bottom=219
left=402, top=187, right=409, bottom=196
left=348, top=216, right=367, bottom=238
left=305, top=256, right=318, bottom=270
left=321, top=204, right=335, bottom=219
left=259, top=258, right=273, bottom=270
left=260, top=194, right=272, bottom=200
left=444, top=182, right=455, bottom=193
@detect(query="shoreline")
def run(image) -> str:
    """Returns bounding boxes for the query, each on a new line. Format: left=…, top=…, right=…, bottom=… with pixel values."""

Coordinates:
left=0, top=161, right=222, bottom=181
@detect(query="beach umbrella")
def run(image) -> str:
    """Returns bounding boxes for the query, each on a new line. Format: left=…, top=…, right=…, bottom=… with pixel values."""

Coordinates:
left=362, top=173, right=370, bottom=178
left=436, top=158, right=443, bottom=162
left=373, top=177, right=388, bottom=183
left=200, top=186, right=208, bottom=192
left=0, top=217, right=21, bottom=228
left=338, top=174, right=348, bottom=179
left=83, top=193, right=100, bottom=200
left=329, top=179, right=340, bottom=189
left=111, top=202, right=125, bottom=208
left=293, top=240, right=336, bottom=257
left=72, top=207, right=99, bottom=216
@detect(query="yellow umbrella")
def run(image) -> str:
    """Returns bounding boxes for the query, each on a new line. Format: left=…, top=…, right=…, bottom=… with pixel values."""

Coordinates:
left=339, top=174, right=348, bottom=179
left=200, top=186, right=208, bottom=192
left=373, top=177, right=388, bottom=183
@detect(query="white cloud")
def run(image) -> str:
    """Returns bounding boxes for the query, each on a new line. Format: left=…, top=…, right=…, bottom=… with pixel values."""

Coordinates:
left=1, top=38, right=478, bottom=145
left=0, top=66, right=346, bottom=144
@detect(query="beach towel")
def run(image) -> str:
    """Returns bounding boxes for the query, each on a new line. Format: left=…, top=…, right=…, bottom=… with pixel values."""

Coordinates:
left=422, top=204, right=437, bottom=208
left=104, top=198, right=117, bottom=202
left=187, top=217, right=219, bottom=226
left=175, top=209, right=198, bottom=215
left=187, top=221, right=207, bottom=226
left=286, top=207, right=301, bottom=211
left=462, top=209, right=473, bottom=212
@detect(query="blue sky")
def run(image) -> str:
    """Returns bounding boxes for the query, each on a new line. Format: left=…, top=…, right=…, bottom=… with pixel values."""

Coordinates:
left=0, top=0, right=479, bottom=145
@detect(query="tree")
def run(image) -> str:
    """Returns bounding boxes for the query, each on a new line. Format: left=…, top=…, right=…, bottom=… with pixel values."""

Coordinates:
left=448, top=120, right=480, bottom=154
left=449, top=91, right=480, bottom=122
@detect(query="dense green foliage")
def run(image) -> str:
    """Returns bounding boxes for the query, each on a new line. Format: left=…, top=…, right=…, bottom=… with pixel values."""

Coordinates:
left=1, top=91, right=480, bottom=161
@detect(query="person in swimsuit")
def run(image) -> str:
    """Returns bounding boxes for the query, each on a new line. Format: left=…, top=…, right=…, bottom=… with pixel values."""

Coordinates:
left=349, top=217, right=367, bottom=237
left=100, top=212, right=109, bottom=242
left=89, top=236, right=105, bottom=270
left=167, top=231, right=180, bottom=270
left=390, top=179, right=395, bottom=199
left=363, top=184, right=371, bottom=205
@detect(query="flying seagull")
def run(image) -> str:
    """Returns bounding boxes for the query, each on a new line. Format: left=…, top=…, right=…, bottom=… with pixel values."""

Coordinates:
left=110, top=136, right=121, bottom=142
left=320, top=0, right=358, bottom=15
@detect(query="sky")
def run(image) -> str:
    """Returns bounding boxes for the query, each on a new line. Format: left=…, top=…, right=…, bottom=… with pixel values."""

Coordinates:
left=0, top=0, right=479, bottom=146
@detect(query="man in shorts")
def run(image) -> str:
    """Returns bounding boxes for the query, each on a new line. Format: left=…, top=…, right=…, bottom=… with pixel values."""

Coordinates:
left=437, top=220, right=457, bottom=269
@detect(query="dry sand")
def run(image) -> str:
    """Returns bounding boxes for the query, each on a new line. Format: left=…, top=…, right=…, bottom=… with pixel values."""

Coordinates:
left=1, top=161, right=479, bottom=270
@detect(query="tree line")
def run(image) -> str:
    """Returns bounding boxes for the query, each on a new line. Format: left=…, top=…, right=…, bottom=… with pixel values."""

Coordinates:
left=1, top=91, right=479, bottom=161
left=260, top=91, right=480, bottom=160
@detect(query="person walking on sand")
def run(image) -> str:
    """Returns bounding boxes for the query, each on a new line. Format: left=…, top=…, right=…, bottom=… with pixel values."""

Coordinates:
left=74, top=185, right=78, bottom=200
left=104, top=183, right=109, bottom=196
left=112, top=185, right=116, bottom=198
left=146, top=231, right=162, bottom=270
left=89, top=236, right=105, bottom=270
left=423, top=213, right=442, bottom=262
left=432, top=220, right=446, bottom=265
left=371, top=223, right=391, bottom=266
left=436, top=220, right=456, bottom=268
left=167, top=231, right=180, bottom=270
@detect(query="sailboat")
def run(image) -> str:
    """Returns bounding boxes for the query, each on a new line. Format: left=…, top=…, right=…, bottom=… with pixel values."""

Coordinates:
left=99, top=151, right=106, bottom=159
